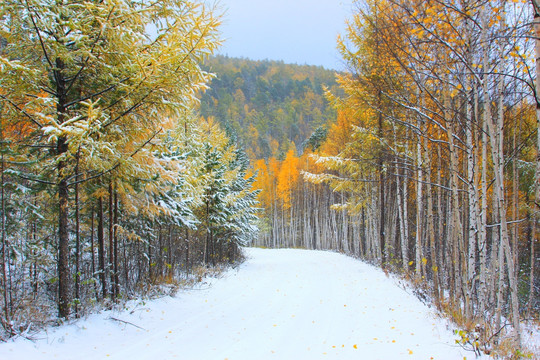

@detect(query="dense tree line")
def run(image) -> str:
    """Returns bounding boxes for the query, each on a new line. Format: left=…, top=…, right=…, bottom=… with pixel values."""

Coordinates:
left=252, top=116, right=364, bottom=254
left=253, top=0, right=539, bottom=356
left=0, top=0, right=258, bottom=337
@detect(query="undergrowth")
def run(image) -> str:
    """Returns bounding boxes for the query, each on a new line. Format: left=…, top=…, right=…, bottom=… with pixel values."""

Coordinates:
left=396, top=272, right=538, bottom=359
left=0, top=254, right=246, bottom=341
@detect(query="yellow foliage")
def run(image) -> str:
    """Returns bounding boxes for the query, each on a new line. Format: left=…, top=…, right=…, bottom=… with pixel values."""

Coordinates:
left=277, top=148, right=300, bottom=210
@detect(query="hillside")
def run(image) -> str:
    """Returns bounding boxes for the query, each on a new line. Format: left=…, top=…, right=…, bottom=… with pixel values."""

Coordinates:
left=200, top=56, right=339, bottom=159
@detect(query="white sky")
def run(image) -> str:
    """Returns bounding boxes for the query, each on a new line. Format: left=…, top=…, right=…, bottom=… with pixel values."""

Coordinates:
left=214, top=0, right=354, bottom=70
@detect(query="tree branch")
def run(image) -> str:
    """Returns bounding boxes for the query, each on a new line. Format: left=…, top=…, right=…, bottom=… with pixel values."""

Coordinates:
left=0, top=94, right=43, bottom=128
left=66, top=128, right=162, bottom=186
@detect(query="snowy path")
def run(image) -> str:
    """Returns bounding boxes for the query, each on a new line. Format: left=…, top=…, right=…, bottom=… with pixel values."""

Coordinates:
left=0, top=248, right=476, bottom=360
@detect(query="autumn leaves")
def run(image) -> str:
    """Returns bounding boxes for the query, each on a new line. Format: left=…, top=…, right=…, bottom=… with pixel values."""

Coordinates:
left=0, top=0, right=259, bottom=325
left=252, top=0, right=538, bottom=352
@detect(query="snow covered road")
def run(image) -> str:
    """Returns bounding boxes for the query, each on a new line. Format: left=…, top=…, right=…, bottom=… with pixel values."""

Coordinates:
left=0, top=248, right=476, bottom=359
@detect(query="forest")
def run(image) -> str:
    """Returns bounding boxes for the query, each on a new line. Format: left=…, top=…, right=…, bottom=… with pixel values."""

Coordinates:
left=0, top=0, right=539, bottom=357
left=0, top=0, right=259, bottom=337
left=199, top=55, right=339, bottom=160
left=220, top=0, right=536, bottom=355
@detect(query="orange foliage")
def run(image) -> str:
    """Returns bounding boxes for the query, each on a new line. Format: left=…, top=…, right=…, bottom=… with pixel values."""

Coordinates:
left=320, top=108, right=357, bottom=156
left=277, top=148, right=300, bottom=210
left=252, top=159, right=271, bottom=209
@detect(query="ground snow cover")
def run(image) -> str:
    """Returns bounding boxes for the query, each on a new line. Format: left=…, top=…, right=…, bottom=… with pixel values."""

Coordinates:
left=0, top=248, right=485, bottom=359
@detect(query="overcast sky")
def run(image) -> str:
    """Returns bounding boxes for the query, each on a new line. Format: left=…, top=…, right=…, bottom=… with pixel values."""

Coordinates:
left=214, top=0, right=354, bottom=70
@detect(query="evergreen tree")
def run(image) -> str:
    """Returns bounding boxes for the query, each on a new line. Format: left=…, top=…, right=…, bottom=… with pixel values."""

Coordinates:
left=0, top=0, right=220, bottom=318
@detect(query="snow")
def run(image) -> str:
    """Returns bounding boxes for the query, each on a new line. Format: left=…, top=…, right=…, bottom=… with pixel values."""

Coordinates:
left=524, top=321, right=540, bottom=356
left=0, top=248, right=482, bottom=359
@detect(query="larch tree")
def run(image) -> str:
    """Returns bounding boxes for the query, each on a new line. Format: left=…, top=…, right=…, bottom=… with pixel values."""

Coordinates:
left=0, top=0, right=220, bottom=318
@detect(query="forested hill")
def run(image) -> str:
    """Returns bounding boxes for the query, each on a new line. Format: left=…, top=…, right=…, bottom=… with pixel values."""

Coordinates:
left=199, top=56, right=339, bottom=159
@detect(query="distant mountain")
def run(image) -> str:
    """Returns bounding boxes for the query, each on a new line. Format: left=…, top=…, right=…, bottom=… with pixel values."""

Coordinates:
left=200, top=55, right=339, bottom=160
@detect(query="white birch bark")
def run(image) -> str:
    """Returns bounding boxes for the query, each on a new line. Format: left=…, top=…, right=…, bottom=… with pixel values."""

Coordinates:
left=425, top=128, right=440, bottom=307
left=466, top=84, right=478, bottom=319
left=415, top=138, right=423, bottom=279
left=487, top=75, right=521, bottom=343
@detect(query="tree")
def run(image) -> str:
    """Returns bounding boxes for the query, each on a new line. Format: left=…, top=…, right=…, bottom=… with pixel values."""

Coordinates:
left=277, top=147, right=300, bottom=211
left=256, top=0, right=538, bottom=351
left=0, top=0, right=220, bottom=318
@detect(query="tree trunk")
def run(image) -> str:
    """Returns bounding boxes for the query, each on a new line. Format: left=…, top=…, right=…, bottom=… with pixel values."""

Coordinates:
left=512, top=117, right=520, bottom=275
left=113, top=190, right=119, bottom=298
left=185, top=227, right=190, bottom=274
left=425, top=130, right=440, bottom=308
left=108, top=181, right=115, bottom=298
left=57, top=135, right=70, bottom=318
left=378, top=107, right=386, bottom=267
left=1, top=144, right=11, bottom=333
left=56, top=55, right=71, bottom=318
left=90, top=208, right=97, bottom=298
left=529, top=211, right=537, bottom=316
left=415, top=136, right=423, bottom=279
left=447, top=116, right=461, bottom=309
left=396, top=168, right=408, bottom=271
left=436, top=145, right=445, bottom=291
left=466, top=88, right=478, bottom=319
left=480, top=17, right=492, bottom=314
left=98, top=197, right=107, bottom=299
left=74, top=163, right=80, bottom=317
left=531, top=0, right=540, bottom=325
left=488, top=75, right=521, bottom=343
